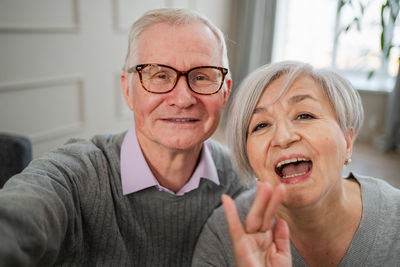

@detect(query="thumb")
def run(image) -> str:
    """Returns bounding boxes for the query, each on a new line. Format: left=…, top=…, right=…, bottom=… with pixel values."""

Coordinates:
left=273, top=218, right=290, bottom=255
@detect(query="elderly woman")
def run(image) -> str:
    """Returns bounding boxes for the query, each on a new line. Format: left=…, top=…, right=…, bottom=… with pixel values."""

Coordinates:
left=192, top=61, right=400, bottom=266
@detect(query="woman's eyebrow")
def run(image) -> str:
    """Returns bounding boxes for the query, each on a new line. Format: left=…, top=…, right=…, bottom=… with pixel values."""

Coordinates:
left=253, top=94, right=317, bottom=114
left=253, top=106, right=268, bottom=114
left=288, top=94, right=318, bottom=105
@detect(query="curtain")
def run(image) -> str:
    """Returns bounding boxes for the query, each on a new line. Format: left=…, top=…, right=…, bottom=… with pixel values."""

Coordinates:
left=229, top=0, right=277, bottom=89
left=383, top=60, right=400, bottom=152
left=219, top=0, right=277, bottom=125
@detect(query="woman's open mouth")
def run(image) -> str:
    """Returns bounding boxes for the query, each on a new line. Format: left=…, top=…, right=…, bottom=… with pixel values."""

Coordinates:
left=275, top=157, right=312, bottom=184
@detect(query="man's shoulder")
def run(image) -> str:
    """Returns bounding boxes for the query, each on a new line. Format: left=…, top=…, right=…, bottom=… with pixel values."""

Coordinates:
left=206, top=186, right=255, bottom=230
left=205, top=139, right=232, bottom=169
left=26, top=131, right=127, bottom=178
left=9, top=131, right=128, bottom=191
left=206, top=139, right=229, bottom=155
left=56, top=131, right=126, bottom=159
left=206, top=139, right=236, bottom=176
left=205, top=138, right=248, bottom=195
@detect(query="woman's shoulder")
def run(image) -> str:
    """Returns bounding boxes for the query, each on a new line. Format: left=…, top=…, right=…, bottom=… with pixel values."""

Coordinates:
left=353, top=172, right=400, bottom=232
left=352, top=173, right=400, bottom=200
left=353, top=173, right=400, bottom=219
left=344, top=173, right=400, bottom=265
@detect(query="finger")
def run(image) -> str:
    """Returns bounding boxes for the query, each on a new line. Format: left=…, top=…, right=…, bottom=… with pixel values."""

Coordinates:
left=222, top=194, right=245, bottom=242
left=246, top=182, right=271, bottom=233
left=272, top=218, right=291, bottom=256
left=245, top=182, right=272, bottom=233
left=260, top=183, right=286, bottom=231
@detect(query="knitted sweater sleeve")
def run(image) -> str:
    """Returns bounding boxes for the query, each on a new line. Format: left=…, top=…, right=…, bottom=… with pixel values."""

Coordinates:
left=191, top=207, right=234, bottom=267
left=0, top=138, right=100, bottom=266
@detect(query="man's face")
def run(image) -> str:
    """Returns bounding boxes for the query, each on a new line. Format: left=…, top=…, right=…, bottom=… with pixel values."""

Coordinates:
left=122, top=22, right=231, bottom=152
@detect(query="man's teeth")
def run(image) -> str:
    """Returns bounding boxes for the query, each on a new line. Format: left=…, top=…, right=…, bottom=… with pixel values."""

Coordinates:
left=169, top=118, right=194, bottom=122
left=276, top=157, right=309, bottom=168
left=281, top=171, right=307, bottom=179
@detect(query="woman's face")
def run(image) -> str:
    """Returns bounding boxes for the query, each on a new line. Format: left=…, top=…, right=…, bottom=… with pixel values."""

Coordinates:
left=246, top=74, right=354, bottom=208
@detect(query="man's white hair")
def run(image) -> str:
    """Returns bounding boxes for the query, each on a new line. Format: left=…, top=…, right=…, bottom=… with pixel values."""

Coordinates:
left=122, top=8, right=230, bottom=73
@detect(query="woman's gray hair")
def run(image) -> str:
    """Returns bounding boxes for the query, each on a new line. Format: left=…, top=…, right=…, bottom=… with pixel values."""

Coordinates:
left=122, top=8, right=230, bottom=73
left=227, top=61, right=364, bottom=182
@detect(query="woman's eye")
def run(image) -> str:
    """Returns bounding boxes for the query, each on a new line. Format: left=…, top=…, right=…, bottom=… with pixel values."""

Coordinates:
left=252, top=122, right=270, bottom=132
left=296, top=113, right=315, bottom=120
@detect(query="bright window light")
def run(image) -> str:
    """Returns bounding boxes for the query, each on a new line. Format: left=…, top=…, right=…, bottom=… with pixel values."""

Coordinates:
left=272, top=0, right=399, bottom=92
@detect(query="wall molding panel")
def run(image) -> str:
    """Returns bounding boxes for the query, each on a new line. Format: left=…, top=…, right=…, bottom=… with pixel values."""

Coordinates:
left=0, top=0, right=80, bottom=33
left=112, top=0, right=172, bottom=33
left=0, top=75, right=83, bottom=93
left=112, top=0, right=199, bottom=33
left=0, top=75, right=85, bottom=144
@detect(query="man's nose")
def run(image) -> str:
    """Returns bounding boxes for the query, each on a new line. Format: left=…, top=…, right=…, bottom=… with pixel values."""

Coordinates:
left=165, top=76, right=197, bottom=108
left=270, top=120, right=300, bottom=148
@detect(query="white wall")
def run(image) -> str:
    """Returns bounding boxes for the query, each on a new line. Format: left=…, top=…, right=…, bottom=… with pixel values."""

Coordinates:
left=0, top=0, right=233, bottom=158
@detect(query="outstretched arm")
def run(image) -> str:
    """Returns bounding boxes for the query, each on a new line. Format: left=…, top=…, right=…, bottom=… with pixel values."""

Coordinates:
left=222, top=182, right=291, bottom=267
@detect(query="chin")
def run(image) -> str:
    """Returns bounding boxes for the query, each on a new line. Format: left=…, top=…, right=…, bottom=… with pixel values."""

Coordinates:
left=163, top=137, right=204, bottom=151
left=283, top=193, right=316, bottom=209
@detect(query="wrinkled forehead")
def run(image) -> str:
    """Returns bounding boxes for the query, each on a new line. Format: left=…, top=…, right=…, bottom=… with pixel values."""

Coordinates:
left=135, top=22, right=223, bottom=66
left=262, top=72, right=327, bottom=106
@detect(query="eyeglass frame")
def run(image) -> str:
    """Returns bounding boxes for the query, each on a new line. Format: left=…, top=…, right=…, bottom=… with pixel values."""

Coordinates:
left=127, top=63, right=229, bottom=95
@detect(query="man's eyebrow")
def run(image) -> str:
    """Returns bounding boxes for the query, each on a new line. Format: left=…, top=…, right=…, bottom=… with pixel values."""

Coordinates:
left=288, top=94, right=317, bottom=105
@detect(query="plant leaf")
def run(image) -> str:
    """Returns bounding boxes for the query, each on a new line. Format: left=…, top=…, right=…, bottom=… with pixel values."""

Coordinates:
left=367, top=70, right=375, bottom=79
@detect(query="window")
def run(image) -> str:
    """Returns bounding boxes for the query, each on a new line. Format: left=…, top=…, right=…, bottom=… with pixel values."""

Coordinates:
left=272, top=0, right=399, bottom=92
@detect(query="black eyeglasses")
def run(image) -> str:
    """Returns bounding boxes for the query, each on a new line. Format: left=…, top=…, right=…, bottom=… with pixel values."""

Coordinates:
left=128, top=64, right=228, bottom=95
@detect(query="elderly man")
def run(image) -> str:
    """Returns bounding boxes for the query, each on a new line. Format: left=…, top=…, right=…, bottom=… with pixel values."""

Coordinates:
left=0, top=8, right=245, bottom=266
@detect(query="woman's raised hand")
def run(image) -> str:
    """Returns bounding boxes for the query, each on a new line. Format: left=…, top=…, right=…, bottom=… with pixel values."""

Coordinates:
left=222, top=182, right=291, bottom=267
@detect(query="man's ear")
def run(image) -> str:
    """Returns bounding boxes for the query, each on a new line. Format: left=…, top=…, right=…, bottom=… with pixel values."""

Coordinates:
left=222, top=78, right=232, bottom=107
left=121, top=72, right=134, bottom=110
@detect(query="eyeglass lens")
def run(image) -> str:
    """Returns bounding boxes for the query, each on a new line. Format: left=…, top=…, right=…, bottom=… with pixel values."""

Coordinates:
left=139, top=65, right=224, bottom=94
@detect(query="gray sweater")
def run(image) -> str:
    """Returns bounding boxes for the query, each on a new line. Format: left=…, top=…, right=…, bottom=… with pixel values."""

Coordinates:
left=192, top=174, right=400, bottom=267
left=0, top=132, right=246, bottom=266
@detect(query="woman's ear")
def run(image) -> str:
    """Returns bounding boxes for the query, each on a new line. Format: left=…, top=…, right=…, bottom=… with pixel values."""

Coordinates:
left=345, top=128, right=355, bottom=160
left=121, top=72, right=134, bottom=110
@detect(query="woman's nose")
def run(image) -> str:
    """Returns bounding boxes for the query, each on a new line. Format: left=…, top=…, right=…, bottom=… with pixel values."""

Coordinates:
left=270, top=120, right=300, bottom=148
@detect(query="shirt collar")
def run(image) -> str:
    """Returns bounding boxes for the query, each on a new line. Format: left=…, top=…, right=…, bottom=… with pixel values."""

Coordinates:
left=120, top=124, right=219, bottom=196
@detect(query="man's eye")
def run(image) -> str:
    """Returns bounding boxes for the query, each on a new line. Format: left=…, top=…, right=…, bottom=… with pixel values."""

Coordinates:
left=252, top=122, right=270, bottom=132
left=296, top=113, right=315, bottom=120
left=194, top=75, right=206, bottom=81
left=192, top=74, right=212, bottom=83
left=153, top=73, right=169, bottom=80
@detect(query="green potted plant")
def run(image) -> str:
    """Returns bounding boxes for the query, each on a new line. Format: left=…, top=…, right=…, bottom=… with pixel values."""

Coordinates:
left=337, top=0, right=400, bottom=151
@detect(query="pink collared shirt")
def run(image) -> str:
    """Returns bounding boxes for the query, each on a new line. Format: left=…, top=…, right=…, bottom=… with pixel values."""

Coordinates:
left=120, top=124, right=220, bottom=196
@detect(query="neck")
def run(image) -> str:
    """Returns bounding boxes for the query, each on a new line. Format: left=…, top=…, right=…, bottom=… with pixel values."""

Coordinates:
left=137, top=134, right=203, bottom=193
left=278, top=178, right=362, bottom=266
